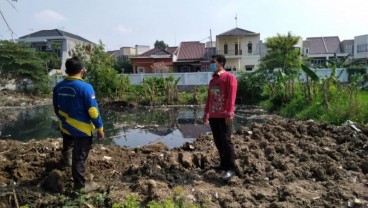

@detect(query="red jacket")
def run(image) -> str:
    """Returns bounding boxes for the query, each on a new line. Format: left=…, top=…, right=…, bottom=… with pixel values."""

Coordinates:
left=204, top=71, right=237, bottom=119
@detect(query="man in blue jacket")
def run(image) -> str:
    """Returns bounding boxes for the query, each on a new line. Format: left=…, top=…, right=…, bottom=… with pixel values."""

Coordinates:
left=53, top=56, right=105, bottom=191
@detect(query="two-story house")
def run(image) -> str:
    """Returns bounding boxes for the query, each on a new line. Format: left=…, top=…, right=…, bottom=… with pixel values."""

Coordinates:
left=302, top=36, right=349, bottom=67
left=354, top=34, right=368, bottom=64
left=216, top=27, right=261, bottom=71
left=17, top=29, right=95, bottom=72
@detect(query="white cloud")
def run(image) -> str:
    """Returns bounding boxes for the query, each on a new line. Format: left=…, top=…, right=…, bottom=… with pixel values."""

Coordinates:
left=114, top=25, right=132, bottom=35
left=34, top=10, right=66, bottom=23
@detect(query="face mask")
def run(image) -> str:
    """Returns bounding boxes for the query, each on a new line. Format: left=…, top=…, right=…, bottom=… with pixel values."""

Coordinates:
left=209, top=63, right=217, bottom=72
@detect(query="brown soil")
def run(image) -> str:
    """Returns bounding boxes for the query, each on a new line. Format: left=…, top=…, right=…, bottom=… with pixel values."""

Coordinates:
left=0, top=119, right=367, bottom=207
left=0, top=90, right=52, bottom=107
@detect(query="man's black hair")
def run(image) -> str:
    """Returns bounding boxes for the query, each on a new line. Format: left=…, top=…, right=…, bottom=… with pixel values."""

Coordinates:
left=212, top=54, right=226, bottom=67
left=65, top=56, right=84, bottom=75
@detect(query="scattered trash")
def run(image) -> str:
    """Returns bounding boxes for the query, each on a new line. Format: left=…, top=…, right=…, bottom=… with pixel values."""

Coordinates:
left=342, top=120, right=361, bottom=132
left=102, top=156, right=112, bottom=161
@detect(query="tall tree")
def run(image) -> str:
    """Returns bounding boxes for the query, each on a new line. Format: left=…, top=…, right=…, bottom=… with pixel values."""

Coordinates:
left=259, top=32, right=302, bottom=74
left=258, top=32, right=303, bottom=101
left=0, top=40, right=50, bottom=94
left=154, top=40, right=168, bottom=49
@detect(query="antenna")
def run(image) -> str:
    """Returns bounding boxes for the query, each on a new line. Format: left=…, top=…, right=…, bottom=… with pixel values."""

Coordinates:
left=235, top=14, right=238, bottom=28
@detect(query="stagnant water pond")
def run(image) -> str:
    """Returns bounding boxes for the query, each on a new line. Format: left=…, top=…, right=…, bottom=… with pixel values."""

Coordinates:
left=0, top=105, right=277, bottom=148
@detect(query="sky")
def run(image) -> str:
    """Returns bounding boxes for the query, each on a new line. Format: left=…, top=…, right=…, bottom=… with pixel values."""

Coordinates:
left=1, top=0, right=367, bottom=51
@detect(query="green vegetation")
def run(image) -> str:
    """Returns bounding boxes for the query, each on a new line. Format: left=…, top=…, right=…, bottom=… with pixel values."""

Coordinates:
left=47, top=188, right=203, bottom=208
left=241, top=33, right=368, bottom=125
left=0, top=40, right=51, bottom=95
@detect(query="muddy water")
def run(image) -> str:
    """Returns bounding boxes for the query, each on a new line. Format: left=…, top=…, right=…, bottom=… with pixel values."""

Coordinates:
left=0, top=105, right=278, bottom=148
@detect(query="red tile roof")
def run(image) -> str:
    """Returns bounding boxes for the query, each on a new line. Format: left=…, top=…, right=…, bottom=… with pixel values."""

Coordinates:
left=176, top=41, right=206, bottom=60
left=166, top=46, right=178, bottom=54
left=139, top=47, right=171, bottom=57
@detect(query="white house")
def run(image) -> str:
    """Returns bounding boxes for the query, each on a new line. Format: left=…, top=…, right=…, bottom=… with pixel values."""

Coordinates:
left=354, top=34, right=368, bottom=64
left=216, top=27, right=261, bottom=71
left=17, top=29, right=95, bottom=72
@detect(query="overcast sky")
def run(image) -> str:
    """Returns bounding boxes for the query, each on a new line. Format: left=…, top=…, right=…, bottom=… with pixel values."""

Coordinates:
left=1, top=0, right=367, bottom=51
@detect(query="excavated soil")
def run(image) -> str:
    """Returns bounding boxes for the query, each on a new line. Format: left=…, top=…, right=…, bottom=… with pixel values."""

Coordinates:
left=0, top=118, right=367, bottom=207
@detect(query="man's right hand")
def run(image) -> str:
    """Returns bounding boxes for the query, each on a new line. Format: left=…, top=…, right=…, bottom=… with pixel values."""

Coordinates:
left=202, top=116, right=209, bottom=125
left=97, top=130, right=105, bottom=140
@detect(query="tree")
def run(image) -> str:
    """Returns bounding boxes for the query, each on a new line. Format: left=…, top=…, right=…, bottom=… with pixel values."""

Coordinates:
left=258, top=32, right=303, bottom=102
left=70, top=41, right=129, bottom=99
left=154, top=40, right=168, bottom=49
left=151, top=62, right=170, bottom=73
left=114, top=60, right=133, bottom=74
left=0, top=40, right=50, bottom=94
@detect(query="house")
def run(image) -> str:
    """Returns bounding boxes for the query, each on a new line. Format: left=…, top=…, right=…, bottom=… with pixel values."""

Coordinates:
left=216, top=27, right=261, bottom=71
left=108, top=45, right=150, bottom=62
left=17, top=29, right=95, bottom=72
left=173, top=41, right=215, bottom=72
left=130, top=47, right=175, bottom=73
left=302, top=36, right=349, bottom=67
left=353, top=34, right=368, bottom=64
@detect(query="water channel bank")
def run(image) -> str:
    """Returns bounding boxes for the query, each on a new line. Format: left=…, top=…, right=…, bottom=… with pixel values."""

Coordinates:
left=0, top=92, right=367, bottom=207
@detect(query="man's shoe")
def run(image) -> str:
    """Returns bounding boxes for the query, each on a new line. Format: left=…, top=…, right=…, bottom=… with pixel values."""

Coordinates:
left=211, top=164, right=225, bottom=170
left=221, top=170, right=235, bottom=181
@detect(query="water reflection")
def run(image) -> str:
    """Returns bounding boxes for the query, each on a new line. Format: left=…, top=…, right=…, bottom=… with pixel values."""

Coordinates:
left=0, top=105, right=275, bottom=148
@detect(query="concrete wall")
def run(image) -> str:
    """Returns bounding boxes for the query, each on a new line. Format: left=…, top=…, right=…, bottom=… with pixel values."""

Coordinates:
left=125, top=68, right=361, bottom=86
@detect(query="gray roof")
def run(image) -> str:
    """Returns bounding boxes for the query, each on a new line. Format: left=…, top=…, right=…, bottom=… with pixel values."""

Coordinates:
left=19, top=29, right=94, bottom=44
left=217, top=27, right=259, bottom=37
left=305, top=36, right=342, bottom=54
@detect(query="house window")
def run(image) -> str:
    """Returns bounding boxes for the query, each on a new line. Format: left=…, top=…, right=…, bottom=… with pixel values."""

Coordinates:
left=357, top=43, right=368, bottom=53
left=235, top=42, right=238, bottom=55
left=137, top=67, right=145, bottom=73
left=247, top=41, right=252, bottom=54
left=180, top=66, right=190, bottom=72
left=245, top=65, right=254, bottom=71
left=224, top=42, right=228, bottom=54
left=304, top=48, right=309, bottom=54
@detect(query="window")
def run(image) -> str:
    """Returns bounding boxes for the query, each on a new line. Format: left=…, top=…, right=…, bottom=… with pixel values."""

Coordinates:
left=304, top=48, right=309, bottom=54
left=224, top=42, right=228, bottom=54
left=247, top=41, right=252, bottom=54
left=235, top=42, right=238, bottom=55
left=311, top=59, right=325, bottom=67
left=137, top=67, right=145, bottom=73
left=357, top=43, right=368, bottom=53
left=245, top=65, right=254, bottom=71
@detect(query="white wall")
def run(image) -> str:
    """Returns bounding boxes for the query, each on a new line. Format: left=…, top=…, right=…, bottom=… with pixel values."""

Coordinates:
left=125, top=68, right=356, bottom=86
left=354, top=34, right=368, bottom=59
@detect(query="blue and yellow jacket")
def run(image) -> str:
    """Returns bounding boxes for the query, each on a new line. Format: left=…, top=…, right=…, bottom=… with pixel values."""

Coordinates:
left=52, top=76, right=103, bottom=137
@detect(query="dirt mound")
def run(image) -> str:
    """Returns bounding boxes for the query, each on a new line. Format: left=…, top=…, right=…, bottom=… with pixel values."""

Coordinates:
left=0, top=119, right=367, bottom=207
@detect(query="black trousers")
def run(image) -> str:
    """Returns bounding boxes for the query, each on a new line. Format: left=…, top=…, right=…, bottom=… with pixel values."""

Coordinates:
left=209, top=118, right=235, bottom=171
left=62, top=132, right=93, bottom=189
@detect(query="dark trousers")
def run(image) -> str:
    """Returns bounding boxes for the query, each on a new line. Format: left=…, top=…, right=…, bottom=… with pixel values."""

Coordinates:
left=209, top=118, right=235, bottom=171
left=62, top=132, right=93, bottom=189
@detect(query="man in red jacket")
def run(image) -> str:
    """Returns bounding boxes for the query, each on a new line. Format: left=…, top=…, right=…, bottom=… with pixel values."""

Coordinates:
left=203, top=54, right=238, bottom=180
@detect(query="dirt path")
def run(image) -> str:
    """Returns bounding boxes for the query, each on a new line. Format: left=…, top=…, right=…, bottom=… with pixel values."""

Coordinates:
left=0, top=118, right=367, bottom=207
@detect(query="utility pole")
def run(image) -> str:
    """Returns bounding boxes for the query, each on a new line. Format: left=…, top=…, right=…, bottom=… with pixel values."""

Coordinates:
left=210, top=29, right=213, bottom=48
